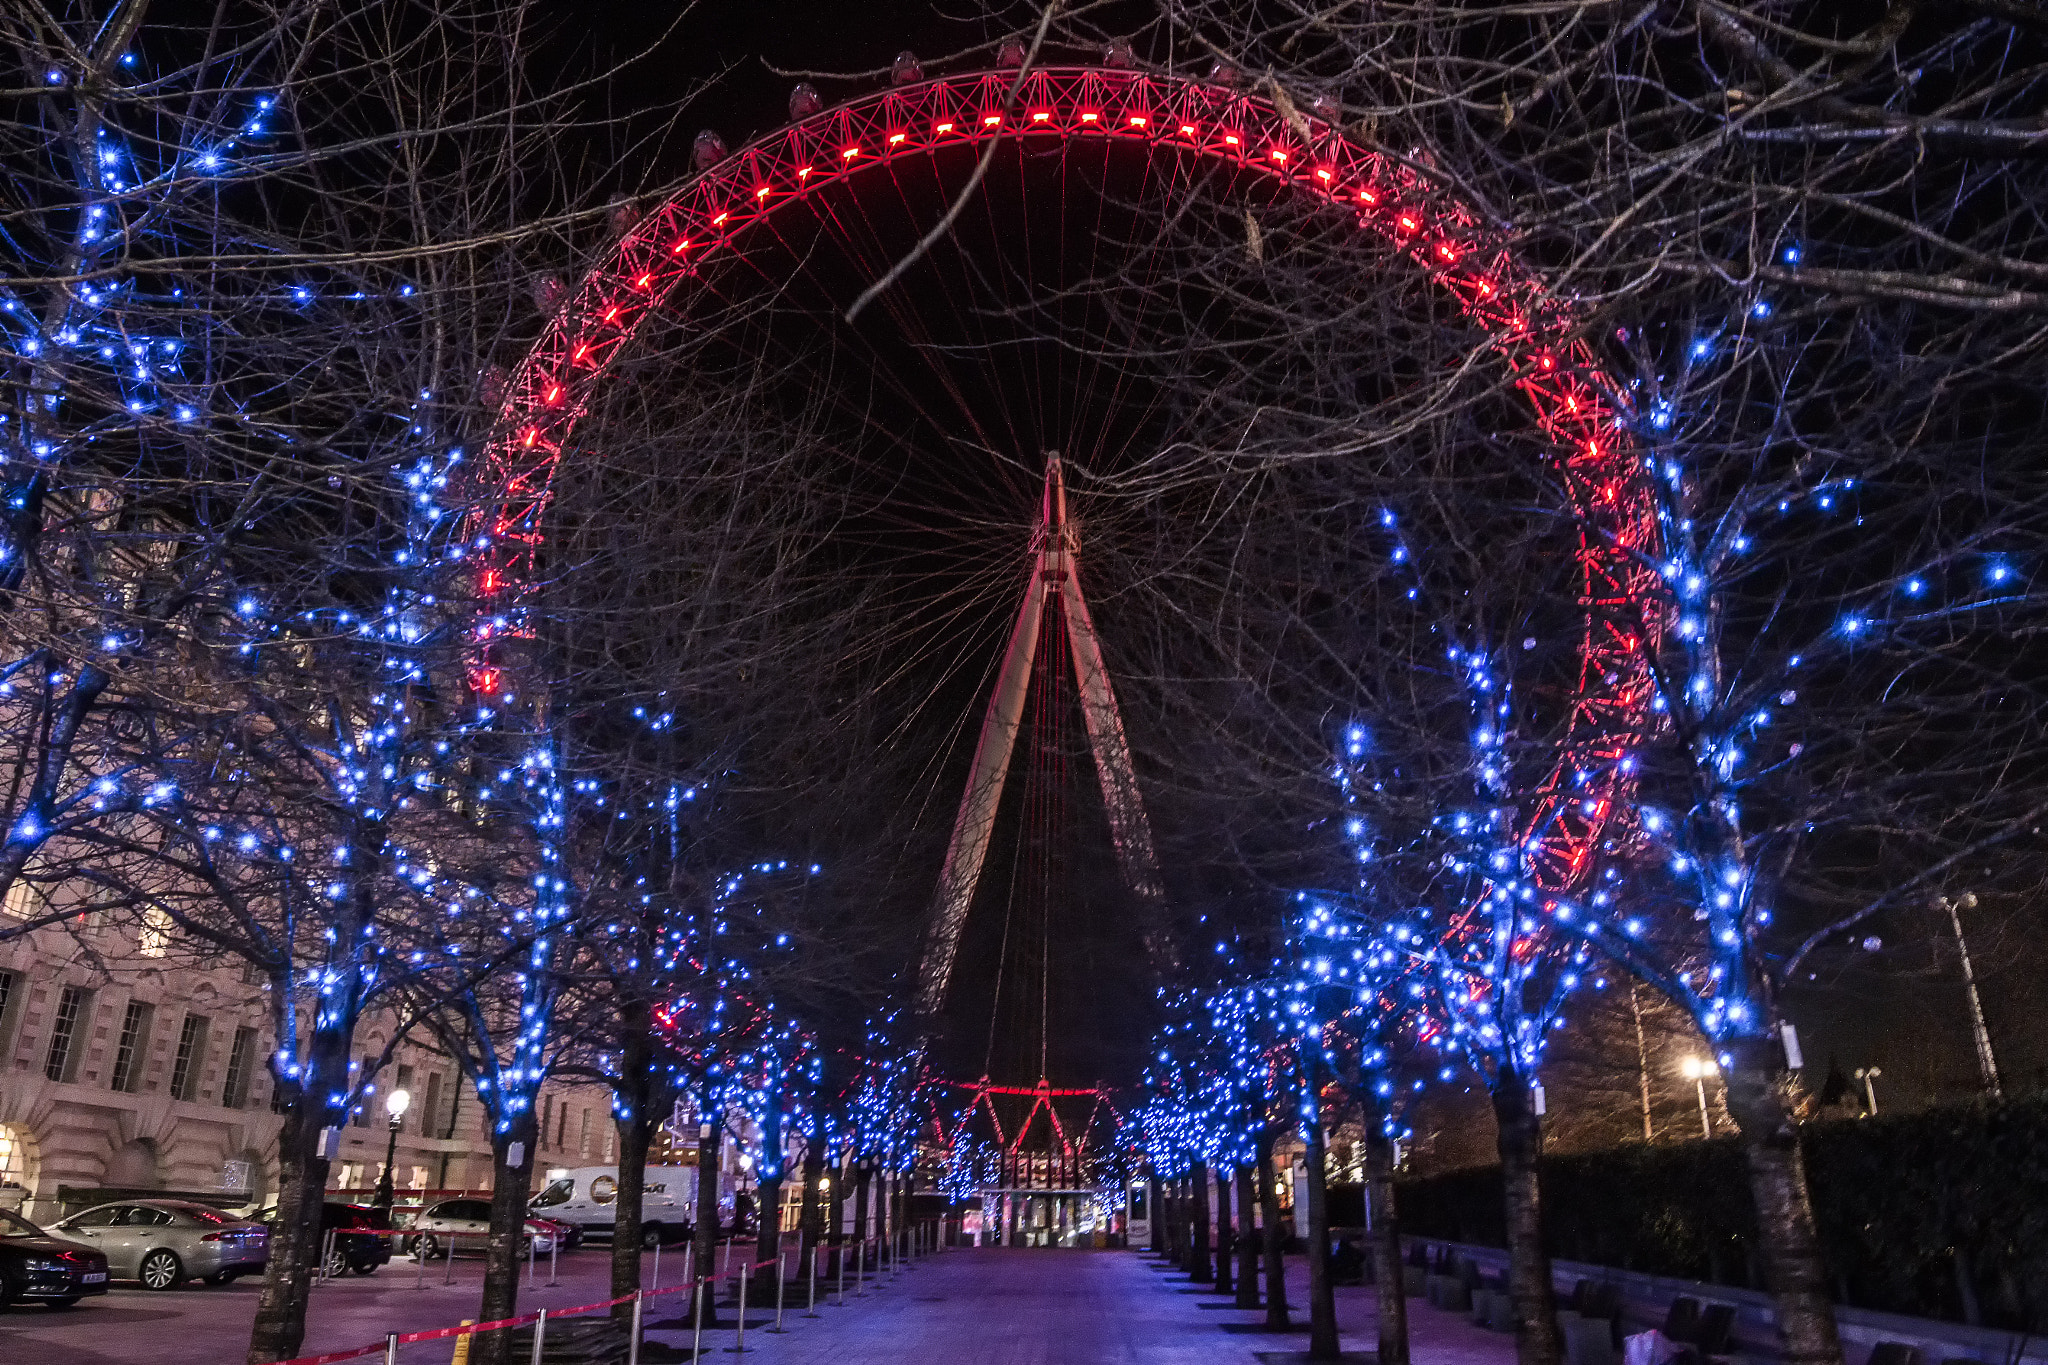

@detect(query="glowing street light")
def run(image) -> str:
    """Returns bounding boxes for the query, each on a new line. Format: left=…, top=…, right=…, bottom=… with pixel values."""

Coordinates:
left=371, top=1087, right=411, bottom=1209
left=1680, top=1057, right=1716, bottom=1139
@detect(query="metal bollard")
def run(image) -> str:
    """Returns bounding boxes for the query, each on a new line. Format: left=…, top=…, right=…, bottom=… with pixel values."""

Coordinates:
left=804, top=1244, right=820, bottom=1318
left=546, top=1237, right=558, bottom=1287
left=444, top=1235, right=458, bottom=1285
left=384, top=1331, right=399, bottom=1365
left=411, top=1231, right=425, bottom=1289
left=526, top=1234, right=536, bottom=1287
left=731, top=1261, right=750, bottom=1354
left=528, top=1308, right=546, bottom=1365
left=690, top=1278, right=707, bottom=1363
left=769, top=1248, right=787, bottom=1334
left=627, top=1291, right=643, bottom=1365
left=650, top=1239, right=660, bottom=1293
left=834, top=1241, right=846, bottom=1306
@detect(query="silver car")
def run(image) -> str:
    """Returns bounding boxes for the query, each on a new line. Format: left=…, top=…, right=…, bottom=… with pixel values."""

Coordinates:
left=406, top=1197, right=554, bottom=1259
left=53, top=1199, right=268, bottom=1290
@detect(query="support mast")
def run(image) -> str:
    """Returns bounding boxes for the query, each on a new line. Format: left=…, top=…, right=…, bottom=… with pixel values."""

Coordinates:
left=915, top=455, right=1169, bottom=1019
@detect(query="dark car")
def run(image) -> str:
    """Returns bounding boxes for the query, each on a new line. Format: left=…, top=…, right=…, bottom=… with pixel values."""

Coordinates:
left=321, top=1202, right=394, bottom=1275
left=0, top=1206, right=110, bottom=1309
left=261, top=1203, right=393, bottom=1276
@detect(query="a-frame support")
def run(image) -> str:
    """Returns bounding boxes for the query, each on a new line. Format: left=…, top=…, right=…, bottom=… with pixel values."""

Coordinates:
left=915, top=455, right=1168, bottom=1019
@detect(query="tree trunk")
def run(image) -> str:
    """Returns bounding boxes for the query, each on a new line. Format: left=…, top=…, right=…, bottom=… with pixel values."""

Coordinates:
left=1235, top=1165, right=1260, bottom=1309
left=798, top=1132, right=824, bottom=1276
left=691, top=1114, right=723, bottom=1327
left=1214, top=1168, right=1234, bottom=1295
left=1365, top=1124, right=1410, bottom=1365
left=610, top=1005, right=656, bottom=1320
left=244, top=1098, right=330, bottom=1363
left=827, top=1150, right=846, bottom=1272
left=1191, top=1160, right=1213, bottom=1281
left=1723, top=1037, right=1846, bottom=1365
left=754, top=1171, right=783, bottom=1281
left=1305, top=1123, right=1339, bottom=1360
left=754, top=1086, right=785, bottom=1274
left=475, top=1117, right=539, bottom=1365
left=1493, top=1068, right=1563, bottom=1365
left=1259, top=1128, right=1290, bottom=1328
left=852, top=1161, right=872, bottom=1266
left=610, top=1104, right=653, bottom=1317
left=1171, top=1178, right=1187, bottom=1268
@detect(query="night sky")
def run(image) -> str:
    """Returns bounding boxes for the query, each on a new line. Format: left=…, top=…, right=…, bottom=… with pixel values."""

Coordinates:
left=520, top=0, right=2047, bottom=1121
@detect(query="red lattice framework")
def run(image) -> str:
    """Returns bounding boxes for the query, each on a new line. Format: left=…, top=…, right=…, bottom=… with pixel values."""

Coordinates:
left=470, top=64, right=1662, bottom=902
left=931, top=1078, right=1121, bottom=1166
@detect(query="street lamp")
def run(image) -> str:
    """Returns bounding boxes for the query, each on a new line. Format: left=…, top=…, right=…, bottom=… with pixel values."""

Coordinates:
left=1680, top=1057, right=1717, bottom=1139
left=1853, top=1066, right=1883, bottom=1116
left=1936, top=893, right=2001, bottom=1097
left=370, top=1088, right=411, bottom=1209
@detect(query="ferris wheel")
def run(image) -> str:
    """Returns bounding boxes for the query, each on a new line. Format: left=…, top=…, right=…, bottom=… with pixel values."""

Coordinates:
left=471, top=50, right=1662, bottom=1083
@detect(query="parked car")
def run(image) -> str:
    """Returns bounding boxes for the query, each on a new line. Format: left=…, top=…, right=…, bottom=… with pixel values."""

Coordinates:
left=259, top=1202, right=393, bottom=1276
left=529, top=1165, right=695, bottom=1247
left=321, top=1203, right=394, bottom=1274
left=524, top=1212, right=581, bottom=1251
left=52, top=1200, right=268, bottom=1290
left=0, top=1206, right=109, bottom=1309
left=404, top=1198, right=555, bottom=1259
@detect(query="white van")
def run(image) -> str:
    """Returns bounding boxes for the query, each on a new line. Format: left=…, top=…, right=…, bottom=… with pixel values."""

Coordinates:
left=530, top=1165, right=696, bottom=1246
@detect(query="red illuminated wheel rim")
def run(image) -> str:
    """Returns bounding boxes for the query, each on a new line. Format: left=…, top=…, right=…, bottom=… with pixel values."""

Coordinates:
left=472, top=64, right=1660, bottom=900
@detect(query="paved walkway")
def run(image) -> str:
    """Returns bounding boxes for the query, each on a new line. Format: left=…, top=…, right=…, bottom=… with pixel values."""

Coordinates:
left=0, top=1244, right=1522, bottom=1365
left=637, top=1248, right=1520, bottom=1365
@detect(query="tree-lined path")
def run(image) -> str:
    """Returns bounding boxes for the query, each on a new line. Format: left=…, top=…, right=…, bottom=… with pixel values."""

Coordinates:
left=634, top=1249, right=1519, bottom=1365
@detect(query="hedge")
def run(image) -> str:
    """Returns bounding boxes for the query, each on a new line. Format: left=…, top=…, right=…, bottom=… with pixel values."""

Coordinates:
left=1392, top=1096, right=2048, bottom=1329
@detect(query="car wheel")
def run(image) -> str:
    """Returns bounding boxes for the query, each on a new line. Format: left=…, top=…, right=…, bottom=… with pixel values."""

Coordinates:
left=417, top=1234, right=440, bottom=1261
left=139, top=1248, right=185, bottom=1291
left=349, top=1258, right=379, bottom=1276
left=639, top=1222, right=665, bottom=1251
left=323, top=1244, right=350, bottom=1278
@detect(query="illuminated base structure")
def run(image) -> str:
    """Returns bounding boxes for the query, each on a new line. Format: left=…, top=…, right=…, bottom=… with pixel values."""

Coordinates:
left=931, top=1077, right=1128, bottom=1247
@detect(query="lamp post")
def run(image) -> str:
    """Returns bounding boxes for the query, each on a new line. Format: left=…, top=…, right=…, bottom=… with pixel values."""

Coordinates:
left=1853, top=1067, right=1883, bottom=1116
left=1680, top=1057, right=1716, bottom=1139
left=371, top=1088, right=411, bottom=1209
left=1936, top=893, right=2001, bottom=1097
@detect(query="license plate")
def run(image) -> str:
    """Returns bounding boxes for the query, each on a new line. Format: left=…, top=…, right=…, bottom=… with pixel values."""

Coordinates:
left=82, top=1272, right=107, bottom=1284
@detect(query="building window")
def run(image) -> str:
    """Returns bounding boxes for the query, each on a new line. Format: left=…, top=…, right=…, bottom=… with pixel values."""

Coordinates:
left=223, top=1026, right=258, bottom=1109
left=138, top=906, right=174, bottom=958
left=169, top=1014, right=209, bottom=1101
left=111, top=1000, right=154, bottom=1093
left=0, top=1123, right=27, bottom=1194
left=0, top=970, right=15, bottom=1053
left=578, top=1108, right=591, bottom=1158
left=352, top=1056, right=374, bottom=1127
left=556, top=1100, right=568, bottom=1150
left=421, top=1072, right=443, bottom=1138
left=1, top=877, right=38, bottom=921
left=45, top=986, right=89, bottom=1082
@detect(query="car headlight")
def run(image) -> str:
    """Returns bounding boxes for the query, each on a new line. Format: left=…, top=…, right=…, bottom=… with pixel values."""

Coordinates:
left=25, top=1257, right=70, bottom=1271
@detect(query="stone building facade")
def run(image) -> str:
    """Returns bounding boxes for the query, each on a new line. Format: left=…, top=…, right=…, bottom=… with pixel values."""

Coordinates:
left=0, top=901, right=608, bottom=1224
